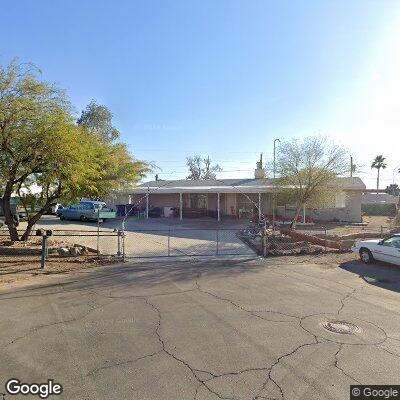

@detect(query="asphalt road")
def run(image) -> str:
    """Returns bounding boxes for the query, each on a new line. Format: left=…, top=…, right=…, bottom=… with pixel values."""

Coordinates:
left=0, top=256, right=400, bottom=399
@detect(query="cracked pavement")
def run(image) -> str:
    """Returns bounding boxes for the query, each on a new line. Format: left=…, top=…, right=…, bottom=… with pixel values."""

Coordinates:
left=0, top=255, right=400, bottom=399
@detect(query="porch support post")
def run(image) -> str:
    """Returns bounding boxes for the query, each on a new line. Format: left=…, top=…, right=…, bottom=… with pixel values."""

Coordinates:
left=258, top=193, right=262, bottom=221
left=146, top=190, right=149, bottom=219
left=217, top=193, right=220, bottom=221
left=179, top=193, right=183, bottom=220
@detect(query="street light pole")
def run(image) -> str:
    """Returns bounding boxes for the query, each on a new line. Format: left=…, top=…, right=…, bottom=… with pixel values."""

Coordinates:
left=393, top=164, right=400, bottom=185
left=272, top=138, right=280, bottom=231
left=393, top=164, right=400, bottom=201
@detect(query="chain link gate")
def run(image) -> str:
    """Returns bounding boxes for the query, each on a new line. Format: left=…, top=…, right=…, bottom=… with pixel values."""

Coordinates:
left=120, top=228, right=256, bottom=258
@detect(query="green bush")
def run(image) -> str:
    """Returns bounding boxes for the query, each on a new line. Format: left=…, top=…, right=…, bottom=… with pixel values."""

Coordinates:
left=362, top=203, right=397, bottom=216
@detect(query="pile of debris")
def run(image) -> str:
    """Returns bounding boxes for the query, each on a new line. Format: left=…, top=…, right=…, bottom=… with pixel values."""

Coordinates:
left=278, top=228, right=355, bottom=251
left=264, top=235, right=325, bottom=256
left=0, top=238, right=97, bottom=257
left=49, top=244, right=97, bottom=257
left=239, top=224, right=400, bottom=257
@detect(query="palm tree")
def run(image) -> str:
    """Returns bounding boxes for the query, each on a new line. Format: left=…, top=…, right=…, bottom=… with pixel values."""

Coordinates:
left=371, top=155, right=387, bottom=192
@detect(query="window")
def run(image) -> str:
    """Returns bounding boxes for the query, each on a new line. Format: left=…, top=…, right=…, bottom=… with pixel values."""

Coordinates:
left=334, top=192, right=346, bottom=208
left=188, top=194, right=207, bottom=209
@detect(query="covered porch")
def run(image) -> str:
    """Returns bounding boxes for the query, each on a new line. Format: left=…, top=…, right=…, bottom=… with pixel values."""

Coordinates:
left=129, top=192, right=272, bottom=221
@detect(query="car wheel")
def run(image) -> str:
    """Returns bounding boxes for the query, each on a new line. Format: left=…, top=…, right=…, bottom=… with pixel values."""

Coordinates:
left=360, top=248, right=373, bottom=264
left=60, top=215, right=65, bottom=221
left=80, top=215, right=87, bottom=222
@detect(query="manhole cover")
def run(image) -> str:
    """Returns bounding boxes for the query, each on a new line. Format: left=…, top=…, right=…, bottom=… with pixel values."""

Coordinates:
left=322, top=320, right=360, bottom=335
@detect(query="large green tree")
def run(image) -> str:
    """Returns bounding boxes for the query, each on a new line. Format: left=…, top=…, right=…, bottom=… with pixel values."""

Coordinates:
left=0, top=61, right=149, bottom=241
left=274, top=136, right=348, bottom=228
left=77, top=100, right=120, bottom=141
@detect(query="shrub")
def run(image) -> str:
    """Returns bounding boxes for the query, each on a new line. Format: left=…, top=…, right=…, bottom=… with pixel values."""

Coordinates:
left=361, top=203, right=397, bottom=217
left=393, top=212, right=400, bottom=227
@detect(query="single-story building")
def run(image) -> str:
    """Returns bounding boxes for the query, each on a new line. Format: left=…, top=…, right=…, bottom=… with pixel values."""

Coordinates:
left=362, top=192, right=399, bottom=205
left=114, top=175, right=366, bottom=223
left=361, top=192, right=399, bottom=217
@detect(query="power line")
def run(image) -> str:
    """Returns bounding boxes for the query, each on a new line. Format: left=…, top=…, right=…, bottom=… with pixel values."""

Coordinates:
left=157, top=169, right=254, bottom=175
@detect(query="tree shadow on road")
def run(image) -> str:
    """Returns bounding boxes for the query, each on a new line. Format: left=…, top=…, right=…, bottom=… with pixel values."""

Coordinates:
left=0, top=257, right=265, bottom=299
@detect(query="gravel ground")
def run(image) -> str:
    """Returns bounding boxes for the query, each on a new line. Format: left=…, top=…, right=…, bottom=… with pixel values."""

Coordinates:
left=0, top=255, right=119, bottom=286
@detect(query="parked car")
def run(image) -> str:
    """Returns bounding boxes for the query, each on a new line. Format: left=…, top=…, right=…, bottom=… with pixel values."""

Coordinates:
left=352, top=234, right=400, bottom=266
left=58, top=201, right=117, bottom=222
left=51, top=203, right=63, bottom=215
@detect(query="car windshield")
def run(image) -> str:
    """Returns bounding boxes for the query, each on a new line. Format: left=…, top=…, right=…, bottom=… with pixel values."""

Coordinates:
left=382, top=236, right=400, bottom=248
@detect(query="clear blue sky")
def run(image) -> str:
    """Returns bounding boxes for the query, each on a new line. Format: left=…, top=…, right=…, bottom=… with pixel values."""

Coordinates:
left=2, top=0, right=400, bottom=188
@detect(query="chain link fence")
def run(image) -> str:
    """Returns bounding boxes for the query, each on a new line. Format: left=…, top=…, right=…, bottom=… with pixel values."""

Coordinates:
left=122, top=228, right=255, bottom=258
left=239, top=224, right=400, bottom=256
left=2, top=221, right=399, bottom=263
left=0, top=228, right=123, bottom=268
left=1, top=226, right=255, bottom=263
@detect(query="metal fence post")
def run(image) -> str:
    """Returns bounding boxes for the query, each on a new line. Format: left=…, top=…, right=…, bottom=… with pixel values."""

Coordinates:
left=41, top=235, right=48, bottom=269
left=380, top=225, right=383, bottom=239
left=262, top=229, right=267, bottom=257
left=117, top=229, right=121, bottom=257
left=96, top=208, right=100, bottom=256
left=122, top=231, right=126, bottom=262
left=216, top=229, right=219, bottom=255
left=168, top=227, right=171, bottom=256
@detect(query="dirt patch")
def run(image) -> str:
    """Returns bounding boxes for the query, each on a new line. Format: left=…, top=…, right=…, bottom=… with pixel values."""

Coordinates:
left=0, top=254, right=120, bottom=286
left=266, top=251, right=357, bottom=266
left=312, top=216, right=395, bottom=236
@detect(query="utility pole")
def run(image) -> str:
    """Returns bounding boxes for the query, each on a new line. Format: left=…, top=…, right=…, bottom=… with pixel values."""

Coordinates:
left=272, top=138, right=281, bottom=231
left=350, top=156, right=353, bottom=177
left=393, top=164, right=400, bottom=197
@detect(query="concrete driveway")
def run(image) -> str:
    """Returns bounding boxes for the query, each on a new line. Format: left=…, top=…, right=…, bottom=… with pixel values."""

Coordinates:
left=0, top=255, right=400, bottom=399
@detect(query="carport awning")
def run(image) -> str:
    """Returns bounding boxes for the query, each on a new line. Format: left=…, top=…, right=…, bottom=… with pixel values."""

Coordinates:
left=130, top=186, right=275, bottom=194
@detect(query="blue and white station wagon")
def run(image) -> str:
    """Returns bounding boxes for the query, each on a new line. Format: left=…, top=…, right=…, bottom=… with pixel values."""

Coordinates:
left=58, top=201, right=117, bottom=222
left=352, top=234, right=400, bottom=266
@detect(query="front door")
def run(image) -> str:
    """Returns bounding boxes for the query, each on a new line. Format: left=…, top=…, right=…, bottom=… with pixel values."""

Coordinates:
left=225, top=193, right=237, bottom=216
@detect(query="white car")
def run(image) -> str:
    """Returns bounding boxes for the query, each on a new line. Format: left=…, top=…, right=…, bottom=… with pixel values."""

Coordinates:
left=352, top=234, right=400, bottom=266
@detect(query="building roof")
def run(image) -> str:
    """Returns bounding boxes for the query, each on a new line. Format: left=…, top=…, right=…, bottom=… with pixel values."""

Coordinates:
left=128, top=177, right=366, bottom=194
left=362, top=192, right=400, bottom=205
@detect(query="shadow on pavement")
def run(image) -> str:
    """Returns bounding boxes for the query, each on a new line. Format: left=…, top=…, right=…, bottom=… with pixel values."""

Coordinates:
left=339, top=260, right=400, bottom=293
left=0, top=257, right=262, bottom=299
